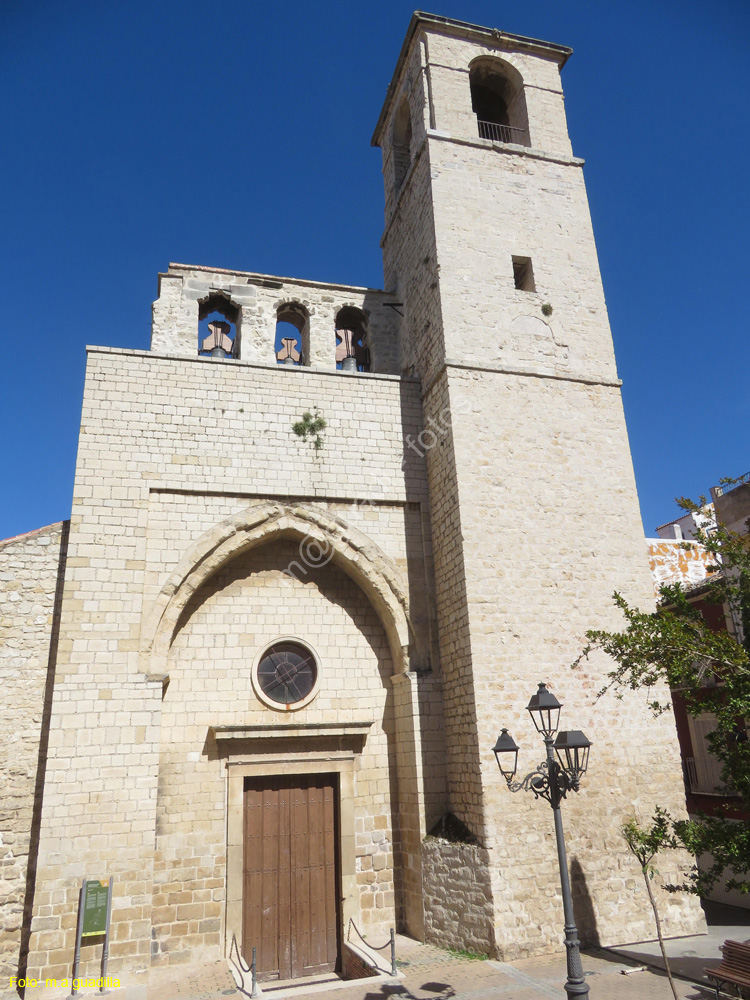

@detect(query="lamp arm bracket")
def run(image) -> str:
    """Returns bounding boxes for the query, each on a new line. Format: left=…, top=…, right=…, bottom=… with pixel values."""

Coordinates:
left=506, top=759, right=579, bottom=805
left=507, top=760, right=554, bottom=804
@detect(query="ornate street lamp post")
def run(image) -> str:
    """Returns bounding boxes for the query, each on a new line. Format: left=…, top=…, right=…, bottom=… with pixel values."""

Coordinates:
left=493, top=683, right=592, bottom=999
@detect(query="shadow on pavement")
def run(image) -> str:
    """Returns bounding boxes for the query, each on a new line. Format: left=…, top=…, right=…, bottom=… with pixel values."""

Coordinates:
left=582, top=950, right=715, bottom=999
left=360, top=984, right=455, bottom=1000
left=601, top=899, right=750, bottom=989
left=599, top=946, right=713, bottom=985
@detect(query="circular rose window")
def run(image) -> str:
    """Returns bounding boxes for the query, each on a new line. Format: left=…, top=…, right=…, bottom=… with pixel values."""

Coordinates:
left=252, top=638, right=320, bottom=710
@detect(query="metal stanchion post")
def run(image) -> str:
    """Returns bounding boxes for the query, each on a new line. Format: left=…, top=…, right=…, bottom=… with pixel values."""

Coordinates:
left=97, top=876, right=114, bottom=994
left=250, top=946, right=258, bottom=998
left=67, top=880, right=86, bottom=1000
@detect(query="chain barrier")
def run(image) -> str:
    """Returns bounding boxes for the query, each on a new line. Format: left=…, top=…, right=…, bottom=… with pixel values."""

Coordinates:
left=347, top=918, right=397, bottom=976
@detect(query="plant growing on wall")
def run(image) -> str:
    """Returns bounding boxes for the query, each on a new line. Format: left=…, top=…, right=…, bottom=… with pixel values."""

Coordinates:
left=574, top=478, right=750, bottom=900
left=622, top=811, right=680, bottom=1000
left=292, top=407, right=327, bottom=452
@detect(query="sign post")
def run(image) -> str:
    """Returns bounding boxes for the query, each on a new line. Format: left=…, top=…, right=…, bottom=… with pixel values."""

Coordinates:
left=82, top=880, right=111, bottom=939
left=67, top=881, right=86, bottom=1000
left=67, top=877, right=114, bottom=1000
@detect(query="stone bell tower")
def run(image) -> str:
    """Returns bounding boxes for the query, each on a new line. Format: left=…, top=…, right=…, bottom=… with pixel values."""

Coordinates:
left=373, top=13, right=703, bottom=956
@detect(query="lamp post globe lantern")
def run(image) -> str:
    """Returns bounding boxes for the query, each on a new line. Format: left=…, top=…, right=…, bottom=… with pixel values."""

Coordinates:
left=495, top=684, right=592, bottom=998
left=526, top=681, right=562, bottom=738
left=492, top=728, right=519, bottom=785
left=554, top=730, right=592, bottom=786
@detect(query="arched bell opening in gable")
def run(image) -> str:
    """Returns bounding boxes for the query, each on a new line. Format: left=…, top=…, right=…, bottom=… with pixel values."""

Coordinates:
left=198, top=293, right=240, bottom=359
left=335, top=306, right=370, bottom=373
left=275, top=302, right=310, bottom=367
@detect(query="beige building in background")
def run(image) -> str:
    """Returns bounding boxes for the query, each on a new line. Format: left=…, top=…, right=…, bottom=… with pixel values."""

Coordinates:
left=1, top=11, right=703, bottom=992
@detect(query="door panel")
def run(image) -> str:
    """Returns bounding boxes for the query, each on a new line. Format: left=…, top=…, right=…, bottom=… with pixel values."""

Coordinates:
left=243, top=774, right=338, bottom=981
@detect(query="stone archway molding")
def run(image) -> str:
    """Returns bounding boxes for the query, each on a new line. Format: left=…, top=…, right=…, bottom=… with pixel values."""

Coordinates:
left=140, top=501, right=412, bottom=677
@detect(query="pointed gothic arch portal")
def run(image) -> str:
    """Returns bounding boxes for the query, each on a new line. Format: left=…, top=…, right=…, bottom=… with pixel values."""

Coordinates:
left=140, top=502, right=412, bottom=680
left=147, top=506, right=419, bottom=980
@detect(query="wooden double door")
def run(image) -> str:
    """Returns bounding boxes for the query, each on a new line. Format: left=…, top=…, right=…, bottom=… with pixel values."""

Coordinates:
left=243, top=774, right=339, bottom=981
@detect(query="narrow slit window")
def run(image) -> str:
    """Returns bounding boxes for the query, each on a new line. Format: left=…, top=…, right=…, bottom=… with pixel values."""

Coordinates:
left=512, top=256, right=536, bottom=292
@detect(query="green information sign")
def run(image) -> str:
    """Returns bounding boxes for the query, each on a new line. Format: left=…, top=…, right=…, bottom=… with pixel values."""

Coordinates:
left=82, top=879, right=110, bottom=937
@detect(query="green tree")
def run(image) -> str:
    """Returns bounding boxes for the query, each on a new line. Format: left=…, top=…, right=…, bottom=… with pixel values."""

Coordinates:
left=575, top=481, right=750, bottom=898
left=622, top=810, right=680, bottom=1000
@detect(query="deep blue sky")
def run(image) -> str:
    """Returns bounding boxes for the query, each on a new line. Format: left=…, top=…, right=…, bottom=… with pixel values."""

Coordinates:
left=2, top=0, right=748, bottom=541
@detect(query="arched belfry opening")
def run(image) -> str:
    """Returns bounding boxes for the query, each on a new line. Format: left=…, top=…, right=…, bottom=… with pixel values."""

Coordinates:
left=469, top=58, right=530, bottom=146
left=275, top=302, right=310, bottom=366
left=199, top=293, right=240, bottom=358
left=335, top=306, right=370, bottom=372
left=392, top=95, right=412, bottom=195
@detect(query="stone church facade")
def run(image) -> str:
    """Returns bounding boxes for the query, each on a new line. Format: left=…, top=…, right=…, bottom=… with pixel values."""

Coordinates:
left=1, top=12, right=703, bottom=991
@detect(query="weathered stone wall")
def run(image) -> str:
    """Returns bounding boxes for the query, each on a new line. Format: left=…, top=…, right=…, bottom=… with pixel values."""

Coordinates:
left=444, top=369, right=703, bottom=956
left=380, top=24, right=493, bottom=862
left=376, top=16, right=705, bottom=958
left=389, top=670, right=448, bottom=939
left=379, top=38, right=485, bottom=850
left=425, top=34, right=572, bottom=158
left=714, top=480, right=750, bottom=534
left=0, top=523, right=67, bottom=984
left=422, top=839, right=494, bottom=954
left=24, top=348, right=440, bottom=984
left=422, top=37, right=614, bottom=384
left=152, top=266, right=401, bottom=375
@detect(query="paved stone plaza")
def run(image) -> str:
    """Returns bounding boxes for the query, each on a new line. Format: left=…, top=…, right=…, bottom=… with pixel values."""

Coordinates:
left=136, top=920, right=750, bottom=1000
